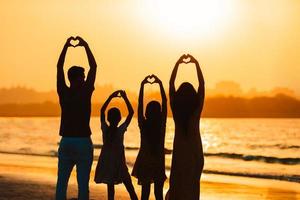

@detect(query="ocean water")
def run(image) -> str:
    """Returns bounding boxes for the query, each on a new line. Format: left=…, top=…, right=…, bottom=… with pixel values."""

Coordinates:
left=0, top=117, right=299, bottom=183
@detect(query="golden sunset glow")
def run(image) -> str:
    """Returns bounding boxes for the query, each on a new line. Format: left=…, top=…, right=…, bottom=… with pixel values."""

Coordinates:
left=142, top=0, right=235, bottom=39
left=0, top=0, right=300, bottom=96
left=0, top=2, right=300, bottom=199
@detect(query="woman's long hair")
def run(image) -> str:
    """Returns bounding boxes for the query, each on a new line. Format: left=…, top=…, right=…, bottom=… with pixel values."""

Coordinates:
left=173, top=82, right=199, bottom=134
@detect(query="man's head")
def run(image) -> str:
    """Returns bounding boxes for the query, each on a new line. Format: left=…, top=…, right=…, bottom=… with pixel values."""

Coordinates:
left=67, top=66, right=85, bottom=88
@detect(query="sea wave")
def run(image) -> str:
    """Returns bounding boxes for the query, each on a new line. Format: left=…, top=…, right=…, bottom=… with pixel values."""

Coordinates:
left=205, top=152, right=300, bottom=165
left=0, top=150, right=299, bottom=183
left=203, top=170, right=300, bottom=183
left=249, top=144, right=300, bottom=150
left=68, top=143, right=300, bottom=165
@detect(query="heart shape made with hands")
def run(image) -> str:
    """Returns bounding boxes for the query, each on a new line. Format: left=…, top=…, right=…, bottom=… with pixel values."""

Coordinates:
left=182, top=55, right=191, bottom=64
left=70, top=37, right=80, bottom=47
left=116, top=91, right=122, bottom=97
left=147, top=75, right=156, bottom=84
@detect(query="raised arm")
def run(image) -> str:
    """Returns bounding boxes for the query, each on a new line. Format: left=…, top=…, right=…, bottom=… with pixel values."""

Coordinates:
left=188, top=54, right=205, bottom=100
left=120, top=90, right=134, bottom=127
left=169, top=55, right=185, bottom=107
left=153, top=75, right=167, bottom=122
left=101, top=91, right=119, bottom=126
left=138, top=76, right=149, bottom=126
left=57, top=37, right=73, bottom=94
left=76, top=36, right=97, bottom=88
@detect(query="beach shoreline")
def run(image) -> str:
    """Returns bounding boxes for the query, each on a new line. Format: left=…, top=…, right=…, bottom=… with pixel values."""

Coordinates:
left=0, top=153, right=299, bottom=200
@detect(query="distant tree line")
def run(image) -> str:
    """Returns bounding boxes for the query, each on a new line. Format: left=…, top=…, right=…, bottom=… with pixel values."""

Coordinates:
left=202, top=94, right=300, bottom=118
left=0, top=94, right=299, bottom=117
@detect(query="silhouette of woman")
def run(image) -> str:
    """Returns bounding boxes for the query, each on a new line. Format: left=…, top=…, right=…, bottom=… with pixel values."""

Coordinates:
left=167, top=54, right=205, bottom=200
left=132, top=75, right=167, bottom=200
left=94, top=90, right=138, bottom=200
left=56, top=36, right=97, bottom=200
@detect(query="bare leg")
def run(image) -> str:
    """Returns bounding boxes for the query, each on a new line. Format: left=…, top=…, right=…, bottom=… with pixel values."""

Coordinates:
left=141, top=183, right=151, bottom=200
left=165, top=190, right=170, bottom=200
left=107, top=184, right=115, bottom=200
left=154, top=181, right=164, bottom=200
left=123, top=173, right=138, bottom=200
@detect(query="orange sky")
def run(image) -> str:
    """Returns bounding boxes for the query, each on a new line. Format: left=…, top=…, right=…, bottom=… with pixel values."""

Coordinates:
left=1, top=0, right=300, bottom=95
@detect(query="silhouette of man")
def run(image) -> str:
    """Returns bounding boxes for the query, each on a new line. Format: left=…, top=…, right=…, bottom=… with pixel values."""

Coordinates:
left=55, top=36, right=97, bottom=200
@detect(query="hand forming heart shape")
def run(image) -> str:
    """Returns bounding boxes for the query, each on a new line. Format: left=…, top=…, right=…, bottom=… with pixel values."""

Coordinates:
left=182, top=55, right=191, bottom=64
left=147, top=75, right=156, bottom=84
left=69, top=37, right=80, bottom=47
left=116, top=91, right=122, bottom=97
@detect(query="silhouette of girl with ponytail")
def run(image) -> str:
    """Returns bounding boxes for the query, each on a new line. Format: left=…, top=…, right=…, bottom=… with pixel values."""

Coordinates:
left=132, top=75, right=167, bottom=200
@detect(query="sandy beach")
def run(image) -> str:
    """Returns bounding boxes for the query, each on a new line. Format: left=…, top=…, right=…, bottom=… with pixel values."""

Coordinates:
left=0, top=153, right=299, bottom=200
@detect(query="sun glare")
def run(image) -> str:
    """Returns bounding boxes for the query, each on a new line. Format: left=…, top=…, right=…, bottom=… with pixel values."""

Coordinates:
left=142, top=0, right=235, bottom=39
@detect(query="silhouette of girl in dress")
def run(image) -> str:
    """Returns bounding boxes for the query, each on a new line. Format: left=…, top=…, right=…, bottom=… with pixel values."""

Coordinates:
left=132, top=75, right=167, bottom=200
left=167, top=54, right=205, bottom=200
left=94, top=90, right=138, bottom=200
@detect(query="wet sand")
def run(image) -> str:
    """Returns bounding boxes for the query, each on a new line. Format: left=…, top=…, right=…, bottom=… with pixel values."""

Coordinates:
left=0, top=153, right=299, bottom=200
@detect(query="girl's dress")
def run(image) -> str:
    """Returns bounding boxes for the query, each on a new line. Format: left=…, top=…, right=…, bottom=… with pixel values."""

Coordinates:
left=94, top=123, right=129, bottom=184
left=168, top=101, right=204, bottom=200
left=132, top=119, right=167, bottom=184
